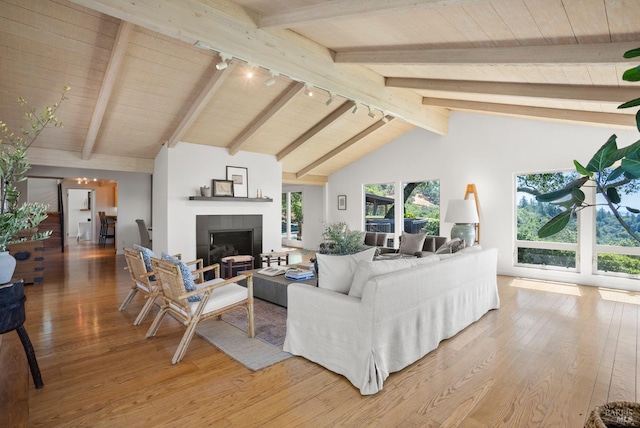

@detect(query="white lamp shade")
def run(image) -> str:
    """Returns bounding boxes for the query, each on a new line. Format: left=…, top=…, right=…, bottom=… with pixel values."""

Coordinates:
left=445, top=199, right=479, bottom=224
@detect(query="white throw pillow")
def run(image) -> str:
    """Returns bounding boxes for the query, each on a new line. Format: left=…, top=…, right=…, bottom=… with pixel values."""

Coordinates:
left=316, top=247, right=377, bottom=294
left=349, top=255, right=440, bottom=298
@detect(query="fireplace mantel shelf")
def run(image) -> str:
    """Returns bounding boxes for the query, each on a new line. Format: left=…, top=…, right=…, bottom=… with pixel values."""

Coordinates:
left=189, top=196, right=273, bottom=202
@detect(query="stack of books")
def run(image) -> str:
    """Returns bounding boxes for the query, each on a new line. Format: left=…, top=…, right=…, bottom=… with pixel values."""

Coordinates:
left=284, top=268, right=315, bottom=281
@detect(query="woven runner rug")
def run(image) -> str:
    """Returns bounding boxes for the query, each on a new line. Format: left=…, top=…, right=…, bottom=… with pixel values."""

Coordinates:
left=195, top=299, right=291, bottom=371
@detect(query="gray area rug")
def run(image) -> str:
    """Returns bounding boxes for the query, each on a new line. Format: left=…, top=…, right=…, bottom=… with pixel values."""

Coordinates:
left=195, top=299, right=291, bottom=371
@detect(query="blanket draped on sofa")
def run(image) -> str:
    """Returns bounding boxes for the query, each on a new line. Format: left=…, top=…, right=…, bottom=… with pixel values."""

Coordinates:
left=283, top=248, right=500, bottom=394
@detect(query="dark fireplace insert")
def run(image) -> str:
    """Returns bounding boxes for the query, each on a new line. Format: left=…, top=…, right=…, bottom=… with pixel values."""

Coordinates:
left=196, top=215, right=262, bottom=279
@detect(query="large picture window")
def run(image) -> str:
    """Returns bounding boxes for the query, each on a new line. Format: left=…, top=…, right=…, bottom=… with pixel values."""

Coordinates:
left=594, top=172, right=640, bottom=277
left=515, top=171, right=579, bottom=270
left=403, top=180, right=440, bottom=235
left=364, top=183, right=395, bottom=233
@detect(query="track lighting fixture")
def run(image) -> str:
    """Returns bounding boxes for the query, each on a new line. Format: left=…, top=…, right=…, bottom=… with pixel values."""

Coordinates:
left=326, top=92, right=334, bottom=106
left=382, top=115, right=390, bottom=123
left=352, top=103, right=359, bottom=114
left=305, top=85, right=313, bottom=96
left=265, top=72, right=277, bottom=87
left=368, top=106, right=375, bottom=119
left=216, top=53, right=231, bottom=70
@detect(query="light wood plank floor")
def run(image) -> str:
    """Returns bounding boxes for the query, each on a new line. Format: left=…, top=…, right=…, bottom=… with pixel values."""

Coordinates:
left=1, top=244, right=639, bottom=427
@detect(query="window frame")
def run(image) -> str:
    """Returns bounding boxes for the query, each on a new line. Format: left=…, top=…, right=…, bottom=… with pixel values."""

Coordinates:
left=514, top=170, right=580, bottom=273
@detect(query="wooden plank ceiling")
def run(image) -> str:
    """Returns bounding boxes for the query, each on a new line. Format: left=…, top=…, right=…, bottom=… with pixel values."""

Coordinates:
left=1, top=0, right=639, bottom=183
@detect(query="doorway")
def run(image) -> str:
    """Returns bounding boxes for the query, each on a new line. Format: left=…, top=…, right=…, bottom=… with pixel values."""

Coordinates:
left=67, top=189, right=94, bottom=243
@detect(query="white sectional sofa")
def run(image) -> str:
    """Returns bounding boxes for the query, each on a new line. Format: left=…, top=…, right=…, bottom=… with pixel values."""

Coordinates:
left=283, top=247, right=500, bottom=395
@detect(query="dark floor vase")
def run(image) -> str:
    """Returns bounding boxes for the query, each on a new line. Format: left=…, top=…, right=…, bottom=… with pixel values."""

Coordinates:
left=0, top=280, right=43, bottom=388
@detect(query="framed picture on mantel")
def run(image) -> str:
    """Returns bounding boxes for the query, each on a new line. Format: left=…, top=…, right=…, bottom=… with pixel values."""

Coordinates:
left=212, top=179, right=234, bottom=197
left=227, top=166, right=248, bottom=198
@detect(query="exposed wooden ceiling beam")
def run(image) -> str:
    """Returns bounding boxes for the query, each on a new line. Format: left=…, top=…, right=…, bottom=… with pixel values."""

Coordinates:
left=282, top=172, right=327, bottom=185
left=167, top=60, right=236, bottom=148
left=387, top=78, right=640, bottom=104
left=336, top=42, right=640, bottom=65
left=423, top=98, right=637, bottom=129
left=296, top=117, right=395, bottom=178
left=277, top=101, right=354, bottom=161
left=259, top=0, right=491, bottom=28
left=228, top=82, right=304, bottom=155
left=28, top=147, right=154, bottom=174
left=70, top=0, right=449, bottom=135
left=81, top=21, right=133, bottom=161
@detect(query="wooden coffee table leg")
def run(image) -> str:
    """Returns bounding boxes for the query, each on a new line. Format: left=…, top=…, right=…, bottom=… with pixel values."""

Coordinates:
left=16, top=325, right=43, bottom=389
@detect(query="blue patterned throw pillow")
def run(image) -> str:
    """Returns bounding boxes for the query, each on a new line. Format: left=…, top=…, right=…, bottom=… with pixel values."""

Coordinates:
left=161, top=252, right=200, bottom=302
left=133, top=244, right=154, bottom=272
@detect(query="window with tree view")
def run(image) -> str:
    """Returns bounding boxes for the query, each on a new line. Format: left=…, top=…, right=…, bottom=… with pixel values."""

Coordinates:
left=403, top=180, right=440, bottom=235
left=595, top=171, right=640, bottom=276
left=365, top=183, right=395, bottom=233
left=516, top=172, right=578, bottom=269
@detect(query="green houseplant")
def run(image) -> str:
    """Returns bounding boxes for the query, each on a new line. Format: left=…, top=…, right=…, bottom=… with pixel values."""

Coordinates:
left=536, top=48, right=640, bottom=243
left=0, top=85, right=69, bottom=282
left=318, top=221, right=366, bottom=255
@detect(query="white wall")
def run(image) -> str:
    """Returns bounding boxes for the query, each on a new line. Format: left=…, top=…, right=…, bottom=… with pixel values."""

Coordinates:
left=28, top=165, right=152, bottom=253
left=328, top=112, right=640, bottom=290
left=153, top=142, right=282, bottom=262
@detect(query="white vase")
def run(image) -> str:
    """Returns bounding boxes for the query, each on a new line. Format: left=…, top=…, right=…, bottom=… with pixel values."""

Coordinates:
left=0, top=251, right=17, bottom=284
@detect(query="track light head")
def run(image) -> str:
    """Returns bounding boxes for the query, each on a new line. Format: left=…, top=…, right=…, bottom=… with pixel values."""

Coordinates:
left=352, top=102, right=359, bottom=114
left=382, top=115, right=390, bottom=123
left=326, top=92, right=334, bottom=106
left=216, top=53, right=231, bottom=70
left=265, top=71, right=277, bottom=87
left=368, top=106, right=375, bottom=119
left=305, top=85, right=313, bottom=96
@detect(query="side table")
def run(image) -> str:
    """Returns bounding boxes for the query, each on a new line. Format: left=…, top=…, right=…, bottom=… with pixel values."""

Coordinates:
left=0, top=279, right=43, bottom=388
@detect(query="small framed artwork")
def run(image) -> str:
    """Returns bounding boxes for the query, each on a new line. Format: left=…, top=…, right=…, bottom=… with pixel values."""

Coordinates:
left=226, top=166, right=248, bottom=198
left=338, top=194, right=347, bottom=210
left=212, top=179, right=234, bottom=197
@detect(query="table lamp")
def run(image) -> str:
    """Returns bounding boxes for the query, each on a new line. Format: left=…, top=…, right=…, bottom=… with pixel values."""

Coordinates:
left=444, top=199, right=479, bottom=247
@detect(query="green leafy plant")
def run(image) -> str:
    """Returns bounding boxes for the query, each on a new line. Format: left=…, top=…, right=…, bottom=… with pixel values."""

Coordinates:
left=537, top=48, right=640, bottom=242
left=0, top=85, right=70, bottom=251
left=319, top=221, right=366, bottom=255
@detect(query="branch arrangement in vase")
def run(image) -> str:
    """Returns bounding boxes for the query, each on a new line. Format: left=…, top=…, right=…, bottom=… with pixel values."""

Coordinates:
left=0, top=85, right=70, bottom=251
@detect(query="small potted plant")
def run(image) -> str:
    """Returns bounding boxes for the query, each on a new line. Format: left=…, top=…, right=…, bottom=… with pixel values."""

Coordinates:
left=0, top=85, right=69, bottom=283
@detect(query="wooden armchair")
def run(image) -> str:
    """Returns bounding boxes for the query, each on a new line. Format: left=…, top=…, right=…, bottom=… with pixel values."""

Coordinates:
left=146, top=258, right=254, bottom=364
left=120, top=248, right=204, bottom=326
left=121, top=247, right=159, bottom=326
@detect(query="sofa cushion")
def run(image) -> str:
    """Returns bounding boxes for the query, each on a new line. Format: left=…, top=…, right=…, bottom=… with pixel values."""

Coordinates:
left=349, top=255, right=440, bottom=298
left=399, top=232, right=427, bottom=255
left=435, top=238, right=465, bottom=255
left=161, top=252, right=200, bottom=302
left=316, top=247, right=377, bottom=294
